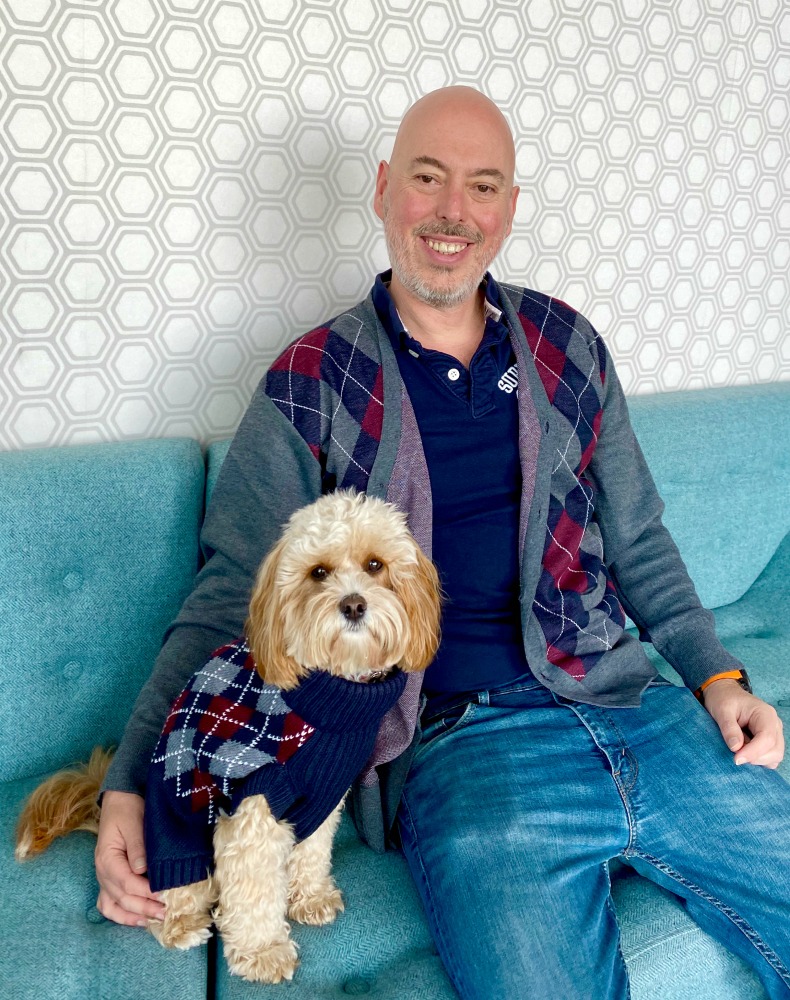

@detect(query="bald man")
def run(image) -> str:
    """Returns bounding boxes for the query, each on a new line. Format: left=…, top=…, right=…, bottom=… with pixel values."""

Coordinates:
left=98, top=88, right=790, bottom=998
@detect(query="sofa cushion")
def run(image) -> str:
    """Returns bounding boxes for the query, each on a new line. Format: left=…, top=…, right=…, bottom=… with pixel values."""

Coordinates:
left=210, top=534, right=788, bottom=999
left=643, top=530, right=790, bottom=749
left=711, top=531, right=790, bottom=719
left=2, top=774, right=207, bottom=1000
left=209, top=809, right=765, bottom=1000
left=612, top=868, right=765, bottom=999
left=0, top=438, right=205, bottom=782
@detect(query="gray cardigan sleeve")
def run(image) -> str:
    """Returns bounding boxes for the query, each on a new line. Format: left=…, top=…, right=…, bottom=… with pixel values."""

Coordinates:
left=103, top=389, right=323, bottom=796
left=588, top=336, right=743, bottom=693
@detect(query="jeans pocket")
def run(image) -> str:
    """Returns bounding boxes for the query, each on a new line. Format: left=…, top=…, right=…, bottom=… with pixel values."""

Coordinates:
left=417, top=702, right=477, bottom=757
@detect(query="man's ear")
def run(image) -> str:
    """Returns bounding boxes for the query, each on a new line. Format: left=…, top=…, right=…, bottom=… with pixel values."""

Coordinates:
left=505, top=184, right=520, bottom=238
left=373, top=160, right=390, bottom=222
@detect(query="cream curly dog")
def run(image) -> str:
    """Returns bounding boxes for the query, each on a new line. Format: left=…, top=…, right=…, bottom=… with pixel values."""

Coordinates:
left=16, top=491, right=441, bottom=984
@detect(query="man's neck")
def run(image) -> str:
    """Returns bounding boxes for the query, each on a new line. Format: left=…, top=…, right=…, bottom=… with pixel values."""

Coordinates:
left=389, top=275, right=487, bottom=369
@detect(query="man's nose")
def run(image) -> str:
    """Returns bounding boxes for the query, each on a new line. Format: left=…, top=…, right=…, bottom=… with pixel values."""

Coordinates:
left=435, top=181, right=467, bottom=223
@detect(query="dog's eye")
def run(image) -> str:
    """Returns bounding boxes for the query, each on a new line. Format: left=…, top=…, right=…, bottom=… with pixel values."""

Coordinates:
left=366, top=558, right=384, bottom=574
left=310, top=566, right=329, bottom=581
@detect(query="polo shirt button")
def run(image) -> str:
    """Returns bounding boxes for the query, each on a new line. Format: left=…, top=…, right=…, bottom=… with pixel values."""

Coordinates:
left=447, top=367, right=460, bottom=381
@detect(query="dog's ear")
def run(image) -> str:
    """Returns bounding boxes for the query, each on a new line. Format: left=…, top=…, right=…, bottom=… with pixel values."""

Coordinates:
left=396, top=547, right=442, bottom=673
left=245, top=537, right=307, bottom=691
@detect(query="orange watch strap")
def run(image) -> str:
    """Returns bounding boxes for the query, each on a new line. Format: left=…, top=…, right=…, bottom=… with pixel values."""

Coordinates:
left=694, top=669, right=744, bottom=701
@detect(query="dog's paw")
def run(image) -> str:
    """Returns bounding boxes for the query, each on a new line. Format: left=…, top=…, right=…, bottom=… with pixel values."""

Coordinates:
left=148, top=913, right=213, bottom=950
left=288, top=880, right=344, bottom=926
left=227, top=940, right=299, bottom=983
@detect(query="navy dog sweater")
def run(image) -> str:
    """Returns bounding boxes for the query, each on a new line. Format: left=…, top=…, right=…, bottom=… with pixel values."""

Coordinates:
left=144, top=638, right=407, bottom=892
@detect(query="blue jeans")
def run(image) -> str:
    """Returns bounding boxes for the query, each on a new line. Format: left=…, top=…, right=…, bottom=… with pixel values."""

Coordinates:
left=398, top=677, right=790, bottom=999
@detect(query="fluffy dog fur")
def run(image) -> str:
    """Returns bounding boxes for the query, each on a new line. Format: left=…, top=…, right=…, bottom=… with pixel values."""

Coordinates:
left=16, top=491, right=441, bottom=984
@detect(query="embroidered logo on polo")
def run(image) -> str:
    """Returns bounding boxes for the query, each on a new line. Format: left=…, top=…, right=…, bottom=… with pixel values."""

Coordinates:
left=498, top=364, right=518, bottom=394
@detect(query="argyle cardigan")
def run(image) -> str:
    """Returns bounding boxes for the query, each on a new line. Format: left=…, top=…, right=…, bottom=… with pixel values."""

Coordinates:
left=265, top=285, right=623, bottom=683
left=144, top=638, right=407, bottom=891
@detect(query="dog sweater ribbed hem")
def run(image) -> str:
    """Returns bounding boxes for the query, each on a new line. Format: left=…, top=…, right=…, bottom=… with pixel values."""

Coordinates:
left=144, top=638, right=407, bottom=892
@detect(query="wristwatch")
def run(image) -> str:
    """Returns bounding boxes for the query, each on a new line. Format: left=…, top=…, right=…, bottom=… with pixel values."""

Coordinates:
left=694, top=668, right=752, bottom=702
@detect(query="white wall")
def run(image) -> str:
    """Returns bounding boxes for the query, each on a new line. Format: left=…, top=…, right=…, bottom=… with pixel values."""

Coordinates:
left=0, top=0, right=788, bottom=451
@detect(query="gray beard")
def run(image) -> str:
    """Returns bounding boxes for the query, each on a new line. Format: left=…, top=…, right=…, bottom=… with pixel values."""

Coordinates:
left=392, top=262, right=483, bottom=308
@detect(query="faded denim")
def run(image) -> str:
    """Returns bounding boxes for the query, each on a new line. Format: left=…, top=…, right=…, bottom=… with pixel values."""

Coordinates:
left=398, top=677, right=790, bottom=1000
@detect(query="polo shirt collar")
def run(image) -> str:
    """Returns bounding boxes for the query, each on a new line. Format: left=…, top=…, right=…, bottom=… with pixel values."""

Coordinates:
left=371, top=270, right=506, bottom=355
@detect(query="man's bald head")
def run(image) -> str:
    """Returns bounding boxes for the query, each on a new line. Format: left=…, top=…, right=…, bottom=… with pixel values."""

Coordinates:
left=390, top=87, right=517, bottom=186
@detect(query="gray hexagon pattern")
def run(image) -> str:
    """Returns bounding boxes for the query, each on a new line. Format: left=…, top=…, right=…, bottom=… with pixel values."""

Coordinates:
left=0, top=0, right=788, bottom=450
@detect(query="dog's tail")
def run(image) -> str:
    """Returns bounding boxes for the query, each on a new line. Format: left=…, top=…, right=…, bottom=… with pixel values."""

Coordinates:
left=15, top=746, right=114, bottom=861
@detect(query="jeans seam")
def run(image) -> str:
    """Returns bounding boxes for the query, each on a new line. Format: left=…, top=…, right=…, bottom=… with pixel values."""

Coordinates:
left=604, top=713, right=640, bottom=797
left=629, top=848, right=790, bottom=988
left=556, top=697, right=637, bottom=854
left=398, top=790, right=470, bottom=997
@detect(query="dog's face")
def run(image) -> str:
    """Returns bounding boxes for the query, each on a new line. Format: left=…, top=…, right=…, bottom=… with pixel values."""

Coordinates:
left=246, top=492, right=441, bottom=689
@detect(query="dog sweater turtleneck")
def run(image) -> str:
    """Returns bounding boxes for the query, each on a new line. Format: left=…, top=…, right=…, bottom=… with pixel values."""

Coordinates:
left=144, top=638, right=407, bottom=892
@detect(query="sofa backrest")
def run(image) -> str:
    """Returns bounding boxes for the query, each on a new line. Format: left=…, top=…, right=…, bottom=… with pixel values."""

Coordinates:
left=208, top=382, right=789, bottom=613
left=626, top=382, right=789, bottom=609
left=0, top=438, right=205, bottom=782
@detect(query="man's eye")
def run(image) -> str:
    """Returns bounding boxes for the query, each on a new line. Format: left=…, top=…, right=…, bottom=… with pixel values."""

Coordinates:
left=417, top=174, right=436, bottom=184
left=310, top=566, right=329, bottom=581
left=476, top=184, right=495, bottom=194
left=366, top=558, right=384, bottom=574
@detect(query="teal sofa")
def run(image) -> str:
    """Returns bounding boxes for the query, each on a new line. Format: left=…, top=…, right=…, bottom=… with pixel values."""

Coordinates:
left=1, top=382, right=788, bottom=1000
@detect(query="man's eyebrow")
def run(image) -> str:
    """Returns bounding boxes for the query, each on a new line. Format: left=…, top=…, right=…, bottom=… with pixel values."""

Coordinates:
left=409, top=156, right=507, bottom=185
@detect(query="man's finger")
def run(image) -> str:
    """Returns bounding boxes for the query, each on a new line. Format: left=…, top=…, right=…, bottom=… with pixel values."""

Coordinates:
left=97, top=889, right=164, bottom=926
left=717, top=719, right=746, bottom=752
left=734, top=726, right=781, bottom=765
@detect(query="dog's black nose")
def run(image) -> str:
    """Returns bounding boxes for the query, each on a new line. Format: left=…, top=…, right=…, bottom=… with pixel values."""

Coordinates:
left=340, top=594, right=367, bottom=621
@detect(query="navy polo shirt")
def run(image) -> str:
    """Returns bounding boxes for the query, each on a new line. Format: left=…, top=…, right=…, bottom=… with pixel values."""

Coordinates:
left=372, top=271, right=531, bottom=716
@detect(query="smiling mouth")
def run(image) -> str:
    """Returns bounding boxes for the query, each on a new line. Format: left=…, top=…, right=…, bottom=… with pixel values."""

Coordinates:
left=423, top=237, right=469, bottom=256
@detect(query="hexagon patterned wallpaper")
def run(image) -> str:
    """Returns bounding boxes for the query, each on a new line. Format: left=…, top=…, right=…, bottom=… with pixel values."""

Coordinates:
left=0, top=0, right=788, bottom=451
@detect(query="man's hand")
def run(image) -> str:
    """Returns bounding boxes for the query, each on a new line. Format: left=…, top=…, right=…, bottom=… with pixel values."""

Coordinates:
left=702, top=678, right=784, bottom=769
left=95, top=790, right=166, bottom=926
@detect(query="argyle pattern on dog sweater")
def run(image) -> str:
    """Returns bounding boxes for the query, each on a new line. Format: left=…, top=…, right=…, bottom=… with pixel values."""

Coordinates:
left=144, top=638, right=407, bottom=891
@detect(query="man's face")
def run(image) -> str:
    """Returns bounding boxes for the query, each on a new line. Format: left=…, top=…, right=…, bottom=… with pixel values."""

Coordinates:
left=374, top=100, right=519, bottom=310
